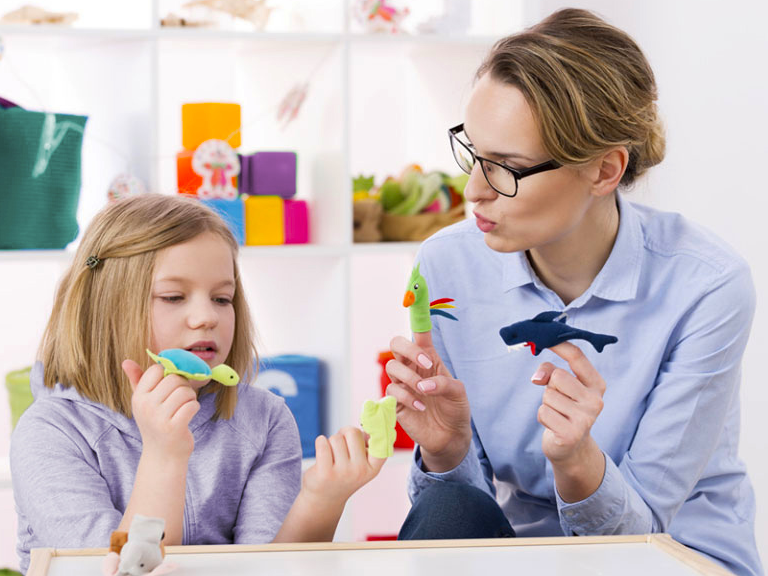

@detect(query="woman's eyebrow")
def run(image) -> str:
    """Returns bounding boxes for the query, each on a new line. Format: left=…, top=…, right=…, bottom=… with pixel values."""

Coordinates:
left=464, top=127, right=536, bottom=162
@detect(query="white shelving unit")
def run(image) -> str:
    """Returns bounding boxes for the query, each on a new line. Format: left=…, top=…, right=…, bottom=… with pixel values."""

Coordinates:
left=0, top=0, right=523, bottom=567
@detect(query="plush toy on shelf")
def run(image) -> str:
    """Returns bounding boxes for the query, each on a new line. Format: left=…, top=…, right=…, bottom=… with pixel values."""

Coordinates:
left=102, top=515, right=176, bottom=576
left=499, top=311, right=618, bottom=356
left=360, top=396, right=397, bottom=458
left=146, top=349, right=240, bottom=386
left=403, top=263, right=457, bottom=333
left=352, top=0, right=410, bottom=34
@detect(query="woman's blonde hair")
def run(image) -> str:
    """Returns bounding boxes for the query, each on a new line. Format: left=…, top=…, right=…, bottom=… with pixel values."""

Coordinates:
left=39, top=194, right=256, bottom=420
left=477, top=8, right=665, bottom=187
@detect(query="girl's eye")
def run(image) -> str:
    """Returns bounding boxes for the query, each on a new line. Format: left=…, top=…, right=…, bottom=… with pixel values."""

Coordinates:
left=214, top=297, right=233, bottom=305
left=160, top=295, right=183, bottom=303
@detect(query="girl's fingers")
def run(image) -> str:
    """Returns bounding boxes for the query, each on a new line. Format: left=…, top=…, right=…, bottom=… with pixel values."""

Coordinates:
left=160, top=385, right=198, bottom=420
left=385, top=382, right=425, bottom=412
left=328, top=432, right=351, bottom=465
left=122, top=360, right=144, bottom=390
left=368, top=452, right=387, bottom=472
left=151, top=374, right=191, bottom=404
left=314, top=435, right=333, bottom=468
left=170, top=397, right=200, bottom=426
left=135, top=364, right=166, bottom=394
left=340, top=427, right=367, bottom=466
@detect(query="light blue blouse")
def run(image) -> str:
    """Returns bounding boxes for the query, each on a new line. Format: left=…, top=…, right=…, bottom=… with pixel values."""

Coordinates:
left=408, top=193, right=762, bottom=576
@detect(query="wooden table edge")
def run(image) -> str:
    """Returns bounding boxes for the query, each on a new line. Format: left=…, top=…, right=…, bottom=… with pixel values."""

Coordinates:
left=28, top=534, right=734, bottom=575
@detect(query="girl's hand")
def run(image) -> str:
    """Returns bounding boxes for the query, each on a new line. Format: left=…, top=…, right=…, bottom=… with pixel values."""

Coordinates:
left=386, top=331, right=471, bottom=473
left=531, top=342, right=606, bottom=465
left=122, top=360, right=200, bottom=461
left=301, top=427, right=386, bottom=506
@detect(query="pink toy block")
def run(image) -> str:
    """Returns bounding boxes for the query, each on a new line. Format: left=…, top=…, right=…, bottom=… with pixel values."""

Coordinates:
left=284, top=199, right=309, bottom=244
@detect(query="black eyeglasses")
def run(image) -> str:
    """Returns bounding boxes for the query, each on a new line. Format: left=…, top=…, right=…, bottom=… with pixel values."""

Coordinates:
left=448, top=123, right=561, bottom=198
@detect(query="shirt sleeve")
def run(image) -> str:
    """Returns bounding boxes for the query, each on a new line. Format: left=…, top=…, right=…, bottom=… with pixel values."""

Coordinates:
left=232, top=400, right=302, bottom=543
left=556, top=262, right=756, bottom=535
left=10, top=408, right=124, bottom=551
left=407, top=420, right=496, bottom=503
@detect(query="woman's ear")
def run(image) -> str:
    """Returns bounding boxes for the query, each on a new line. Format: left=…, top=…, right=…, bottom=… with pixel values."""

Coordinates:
left=591, top=147, right=629, bottom=197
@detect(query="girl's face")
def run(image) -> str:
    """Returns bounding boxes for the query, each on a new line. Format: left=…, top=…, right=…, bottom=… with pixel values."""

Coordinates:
left=462, top=73, right=598, bottom=253
left=151, top=232, right=236, bottom=388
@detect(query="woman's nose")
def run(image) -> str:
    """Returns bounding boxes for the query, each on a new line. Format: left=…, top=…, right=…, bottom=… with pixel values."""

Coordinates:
left=463, top=164, right=496, bottom=203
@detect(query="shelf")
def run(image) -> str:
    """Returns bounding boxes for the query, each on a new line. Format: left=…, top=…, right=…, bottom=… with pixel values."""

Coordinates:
left=0, top=25, right=343, bottom=42
left=0, top=242, right=426, bottom=262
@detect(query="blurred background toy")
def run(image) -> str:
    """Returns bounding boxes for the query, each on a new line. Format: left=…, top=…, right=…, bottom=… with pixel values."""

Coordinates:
left=351, top=165, right=468, bottom=242
left=352, top=0, right=410, bottom=34
left=107, top=173, right=147, bottom=203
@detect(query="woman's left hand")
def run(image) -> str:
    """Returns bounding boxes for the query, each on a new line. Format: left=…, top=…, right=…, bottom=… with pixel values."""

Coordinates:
left=531, top=342, right=606, bottom=466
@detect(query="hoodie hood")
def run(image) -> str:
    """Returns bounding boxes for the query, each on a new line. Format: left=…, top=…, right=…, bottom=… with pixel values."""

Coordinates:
left=30, top=361, right=219, bottom=440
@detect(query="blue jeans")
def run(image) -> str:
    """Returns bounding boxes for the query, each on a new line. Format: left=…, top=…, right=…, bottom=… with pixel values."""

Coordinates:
left=398, top=482, right=516, bottom=540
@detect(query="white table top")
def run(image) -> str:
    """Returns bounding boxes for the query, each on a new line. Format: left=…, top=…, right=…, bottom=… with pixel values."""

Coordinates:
left=31, top=535, right=734, bottom=576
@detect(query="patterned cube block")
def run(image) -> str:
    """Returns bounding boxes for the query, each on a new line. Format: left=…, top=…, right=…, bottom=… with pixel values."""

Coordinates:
left=200, top=198, right=245, bottom=245
left=239, top=151, right=296, bottom=198
left=253, top=355, right=323, bottom=458
left=284, top=199, right=309, bottom=244
left=181, top=103, right=241, bottom=150
left=245, top=196, right=284, bottom=245
left=176, top=149, right=237, bottom=197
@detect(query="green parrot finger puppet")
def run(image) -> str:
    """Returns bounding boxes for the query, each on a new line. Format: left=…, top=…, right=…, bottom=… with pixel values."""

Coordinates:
left=360, top=396, right=397, bottom=459
left=146, top=348, right=239, bottom=386
left=403, top=263, right=458, bottom=333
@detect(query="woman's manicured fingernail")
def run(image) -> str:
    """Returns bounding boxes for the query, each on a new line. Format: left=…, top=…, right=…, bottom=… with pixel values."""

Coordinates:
left=418, top=354, right=433, bottom=369
left=413, top=400, right=426, bottom=411
left=418, top=380, right=436, bottom=392
left=531, top=370, right=546, bottom=382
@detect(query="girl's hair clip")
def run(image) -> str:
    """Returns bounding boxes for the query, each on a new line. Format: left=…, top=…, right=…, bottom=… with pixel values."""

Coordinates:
left=85, top=255, right=102, bottom=269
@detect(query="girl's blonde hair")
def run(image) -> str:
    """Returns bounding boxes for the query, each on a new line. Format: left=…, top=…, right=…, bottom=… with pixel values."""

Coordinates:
left=39, top=194, right=256, bottom=420
left=477, top=8, right=665, bottom=187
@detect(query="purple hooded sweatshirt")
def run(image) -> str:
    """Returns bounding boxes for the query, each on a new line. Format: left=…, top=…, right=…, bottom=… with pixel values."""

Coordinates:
left=10, top=362, right=302, bottom=574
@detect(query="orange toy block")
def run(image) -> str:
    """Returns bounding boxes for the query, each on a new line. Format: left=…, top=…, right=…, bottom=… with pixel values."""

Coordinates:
left=181, top=103, right=241, bottom=150
left=245, top=196, right=285, bottom=245
left=176, top=150, right=236, bottom=197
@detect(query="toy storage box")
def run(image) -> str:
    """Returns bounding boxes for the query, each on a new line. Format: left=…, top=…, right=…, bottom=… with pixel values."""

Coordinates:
left=253, top=355, right=323, bottom=458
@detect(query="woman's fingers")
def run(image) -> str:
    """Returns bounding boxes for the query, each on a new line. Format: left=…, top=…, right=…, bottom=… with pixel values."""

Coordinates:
left=386, top=382, right=425, bottom=412
left=548, top=342, right=606, bottom=393
left=389, top=335, right=434, bottom=371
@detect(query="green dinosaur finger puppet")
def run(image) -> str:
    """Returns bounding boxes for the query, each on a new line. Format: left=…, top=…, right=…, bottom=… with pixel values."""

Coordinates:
left=360, top=396, right=397, bottom=458
left=146, top=348, right=240, bottom=386
left=403, top=263, right=458, bottom=333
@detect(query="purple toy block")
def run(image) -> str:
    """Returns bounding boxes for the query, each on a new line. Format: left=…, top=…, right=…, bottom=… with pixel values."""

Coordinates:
left=284, top=199, right=309, bottom=244
left=238, top=151, right=296, bottom=198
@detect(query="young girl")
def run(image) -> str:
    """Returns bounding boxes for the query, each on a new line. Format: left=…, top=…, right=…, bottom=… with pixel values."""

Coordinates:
left=386, top=9, right=762, bottom=576
left=10, top=194, right=384, bottom=573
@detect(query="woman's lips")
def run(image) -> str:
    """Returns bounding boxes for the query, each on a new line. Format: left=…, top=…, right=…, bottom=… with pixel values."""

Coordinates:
left=474, top=212, right=497, bottom=233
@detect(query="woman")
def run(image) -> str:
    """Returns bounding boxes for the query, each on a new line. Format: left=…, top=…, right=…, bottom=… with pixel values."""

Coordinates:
left=386, top=9, right=762, bottom=576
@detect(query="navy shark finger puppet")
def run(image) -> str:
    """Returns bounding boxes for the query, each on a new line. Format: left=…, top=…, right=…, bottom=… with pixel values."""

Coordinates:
left=499, top=311, right=618, bottom=356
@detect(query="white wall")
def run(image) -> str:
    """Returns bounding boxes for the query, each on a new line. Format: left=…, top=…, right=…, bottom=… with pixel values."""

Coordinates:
left=530, top=0, right=768, bottom=564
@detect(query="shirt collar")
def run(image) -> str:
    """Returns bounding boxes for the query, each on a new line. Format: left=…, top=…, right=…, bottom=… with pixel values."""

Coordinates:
left=501, top=193, right=644, bottom=303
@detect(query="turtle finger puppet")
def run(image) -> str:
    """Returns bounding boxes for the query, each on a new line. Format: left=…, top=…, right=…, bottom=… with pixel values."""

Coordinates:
left=360, top=396, right=397, bottom=459
left=102, top=514, right=177, bottom=576
left=146, top=348, right=240, bottom=386
left=499, top=311, right=617, bottom=356
left=403, top=263, right=458, bottom=333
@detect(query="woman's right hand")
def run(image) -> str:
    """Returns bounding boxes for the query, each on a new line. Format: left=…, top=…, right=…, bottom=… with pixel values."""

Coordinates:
left=386, top=331, right=471, bottom=473
left=122, top=360, right=200, bottom=460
